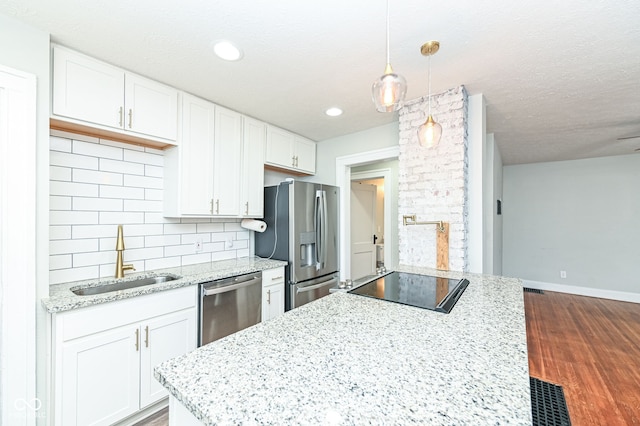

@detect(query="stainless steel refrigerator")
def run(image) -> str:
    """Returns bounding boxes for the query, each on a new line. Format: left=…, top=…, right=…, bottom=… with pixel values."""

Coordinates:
left=256, top=181, right=339, bottom=311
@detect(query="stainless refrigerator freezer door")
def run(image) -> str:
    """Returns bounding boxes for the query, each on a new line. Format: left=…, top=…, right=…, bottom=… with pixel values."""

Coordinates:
left=290, top=273, right=339, bottom=310
left=289, top=181, right=339, bottom=283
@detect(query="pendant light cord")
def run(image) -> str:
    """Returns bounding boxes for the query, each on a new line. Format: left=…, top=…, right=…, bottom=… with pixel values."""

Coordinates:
left=428, top=53, right=432, bottom=116
left=385, top=0, right=390, bottom=65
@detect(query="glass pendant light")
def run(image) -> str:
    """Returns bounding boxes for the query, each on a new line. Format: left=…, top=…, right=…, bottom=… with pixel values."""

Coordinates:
left=417, top=40, right=442, bottom=147
left=372, top=0, right=406, bottom=112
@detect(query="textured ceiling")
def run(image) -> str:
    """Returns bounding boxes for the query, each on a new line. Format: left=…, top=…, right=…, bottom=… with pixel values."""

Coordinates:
left=1, top=0, right=639, bottom=164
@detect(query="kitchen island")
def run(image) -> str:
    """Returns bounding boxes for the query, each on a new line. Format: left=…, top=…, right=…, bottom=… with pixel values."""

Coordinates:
left=155, top=265, right=531, bottom=425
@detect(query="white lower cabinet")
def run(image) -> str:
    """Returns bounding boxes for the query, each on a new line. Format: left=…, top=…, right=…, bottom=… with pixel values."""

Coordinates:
left=262, top=267, right=285, bottom=321
left=52, top=286, right=197, bottom=426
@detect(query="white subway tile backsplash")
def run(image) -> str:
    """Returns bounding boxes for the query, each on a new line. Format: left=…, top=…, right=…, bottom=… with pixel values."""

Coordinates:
left=145, top=256, right=181, bottom=270
left=73, top=251, right=115, bottom=268
left=73, top=197, right=123, bottom=212
left=124, top=174, right=163, bottom=189
left=144, top=165, right=163, bottom=178
left=73, top=169, right=123, bottom=186
left=124, top=149, right=163, bottom=166
left=50, top=136, right=72, bottom=152
left=123, top=199, right=163, bottom=212
left=144, top=189, right=163, bottom=201
left=50, top=181, right=99, bottom=197
left=49, top=133, right=248, bottom=284
left=50, top=266, right=100, bottom=285
left=50, top=254, right=72, bottom=270
left=51, top=151, right=99, bottom=170
left=100, top=158, right=145, bottom=175
left=145, top=235, right=181, bottom=247
left=197, top=223, right=224, bottom=233
left=99, top=185, right=145, bottom=200
left=72, top=224, right=120, bottom=239
left=50, top=166, right=72, bottom=181
left=50, top=239, right=99, bottom=255
left=73, top=140, right=123, bottom=160
left=163, top=223, right=197, bottom=235
left=50, top=211, right=98, bottom=226
left=50, top=196, right=72, bottom=211
left=50, top=226, right=72, bottom=240
left=99, top=211, right=145, bottom=225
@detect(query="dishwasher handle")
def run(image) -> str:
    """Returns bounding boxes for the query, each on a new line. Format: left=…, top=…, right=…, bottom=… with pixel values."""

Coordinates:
left=202, top=275, right=261, bottom=296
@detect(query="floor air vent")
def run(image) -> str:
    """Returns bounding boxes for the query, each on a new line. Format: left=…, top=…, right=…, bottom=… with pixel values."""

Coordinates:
left=530, top=377, right=571, bottom=426
left=524, top=287, right=544, bottom=294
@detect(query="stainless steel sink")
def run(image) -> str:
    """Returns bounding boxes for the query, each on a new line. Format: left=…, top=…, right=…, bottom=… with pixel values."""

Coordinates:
left=71, top=275, right=180, bottom=296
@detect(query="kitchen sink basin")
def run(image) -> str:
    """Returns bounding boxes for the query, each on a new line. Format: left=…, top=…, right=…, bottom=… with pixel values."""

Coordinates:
left=71, top=275, right=180, bottom=296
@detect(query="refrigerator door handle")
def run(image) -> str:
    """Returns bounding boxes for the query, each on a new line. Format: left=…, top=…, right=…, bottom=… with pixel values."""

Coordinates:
left=314, top=190, right=324, bottom=270
left=321, top=190, right=328, bottom=269
left=295, top=276, right=338, bottom=293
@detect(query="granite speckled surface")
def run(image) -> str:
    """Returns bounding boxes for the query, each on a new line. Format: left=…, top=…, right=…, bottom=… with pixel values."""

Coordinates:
left=155, top=265, right=531, bottom=425
left=42, top=257, right=286, bottom=313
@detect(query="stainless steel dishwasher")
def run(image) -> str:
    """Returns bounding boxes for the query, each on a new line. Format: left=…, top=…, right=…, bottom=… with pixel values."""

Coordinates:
left=198, top=271, right=262, bottom=346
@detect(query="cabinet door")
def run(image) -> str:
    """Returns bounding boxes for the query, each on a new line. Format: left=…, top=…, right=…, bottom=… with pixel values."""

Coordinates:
left=262, top=268, right=285, bottom=321
left=140, top=309, right=197, bottom=408
left=125, top=73, right=178, bottom=141
left=242, top=117, right=266, bottom=217
left=213, top=106, right=242, bottom=216
left=60, top=325, right=140, bottom=426
left=52, top=46, right=124, bottom=130
left=177, top=94, right=216, bottom=215
left=294, top=136, right=316, bottom=174
left=265, top=125, right=295, bottom=168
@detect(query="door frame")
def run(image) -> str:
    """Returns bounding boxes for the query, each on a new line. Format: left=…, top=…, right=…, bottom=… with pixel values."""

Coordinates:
left=336, top=146, right=399, bottom=281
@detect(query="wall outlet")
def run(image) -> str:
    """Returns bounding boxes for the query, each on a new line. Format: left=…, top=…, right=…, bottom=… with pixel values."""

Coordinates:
left=195, top=238, right=203, bottom=252
left=560, top=270, right=567, bottom=279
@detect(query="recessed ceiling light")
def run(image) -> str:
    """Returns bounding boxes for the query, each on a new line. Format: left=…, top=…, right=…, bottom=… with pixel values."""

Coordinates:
left=212, top=40, right=243, bottom=61
left=325, top=107, right=343, bottom=117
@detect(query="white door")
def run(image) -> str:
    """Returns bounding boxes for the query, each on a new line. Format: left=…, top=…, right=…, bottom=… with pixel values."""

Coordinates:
left=139, top=309, right=196, bottom=408
left=350, top=182, right=377, bottom=280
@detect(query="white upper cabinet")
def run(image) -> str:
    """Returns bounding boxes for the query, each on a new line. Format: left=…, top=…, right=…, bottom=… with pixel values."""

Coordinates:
left=213, top=106, right=243, bottom=216
left=265, top=125, right=316, bottom=175
left=164, top=93, right=216, bottom=216
left=164, top=95, right=264, bottom=218
left=52, top=45, right=178, bottom=142
left=242, top=117, right=266, bottom=217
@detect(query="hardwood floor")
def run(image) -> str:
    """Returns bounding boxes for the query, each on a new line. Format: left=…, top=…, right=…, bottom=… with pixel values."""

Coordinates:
left=136, top=290, right=640, bottom=426
left=525, top=290, right=640, bottom=425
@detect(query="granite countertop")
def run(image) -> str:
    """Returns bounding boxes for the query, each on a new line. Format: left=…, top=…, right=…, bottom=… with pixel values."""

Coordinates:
left=42, top=257, right=286, bottom=313
left=155, top=265, right=531, bottom=425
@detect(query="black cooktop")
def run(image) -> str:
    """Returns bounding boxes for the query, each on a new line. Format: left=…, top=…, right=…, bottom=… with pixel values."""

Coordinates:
left=348, top=271, right=469, bottom=313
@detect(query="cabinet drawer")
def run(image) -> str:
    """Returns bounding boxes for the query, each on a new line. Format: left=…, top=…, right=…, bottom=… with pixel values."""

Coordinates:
left=57, top=286, right=197, bottom=342
left=262, top=267, right=285, bottom=286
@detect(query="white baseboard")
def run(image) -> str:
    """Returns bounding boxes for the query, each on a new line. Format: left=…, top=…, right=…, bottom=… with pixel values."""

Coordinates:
left=523, top=280, right=640, bottom=304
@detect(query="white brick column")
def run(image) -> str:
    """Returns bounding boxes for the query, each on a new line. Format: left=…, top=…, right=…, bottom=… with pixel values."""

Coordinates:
left=398, top=86, right=468, bottom=271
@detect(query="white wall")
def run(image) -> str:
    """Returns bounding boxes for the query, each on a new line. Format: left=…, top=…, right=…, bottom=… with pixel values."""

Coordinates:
left=0, top=12, right=50, bottom=425
left=467, top=94, right=486, bottom=273
left=503, top=154, right=640, bottom=299
left=491, top=135, right=504, bottom=275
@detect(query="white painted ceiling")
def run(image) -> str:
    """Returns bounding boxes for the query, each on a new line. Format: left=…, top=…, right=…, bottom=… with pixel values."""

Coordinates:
left=2, top=0, right=639, bottom=164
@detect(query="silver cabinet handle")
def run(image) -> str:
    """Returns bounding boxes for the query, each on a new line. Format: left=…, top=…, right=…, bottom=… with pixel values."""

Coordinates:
left=295, top=156, right=299, bottom=167
left=128, top=109, right=133, bottom=128
left=135, top=328, right=139, bottom=351
left=210, top=199, right=214, bottom=215
left=144, top=325, right=149, bottom=348
left=245, top=202, right=249, bottom=215
left=118, top=107, right=123, bottom=127
left=216, top=199, right=220, bottom=214
left=292, top=155, right=296, bottom=167
left=272, top=276, right=283, bottom=281
left=267, top=289, right=271, bottom=304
